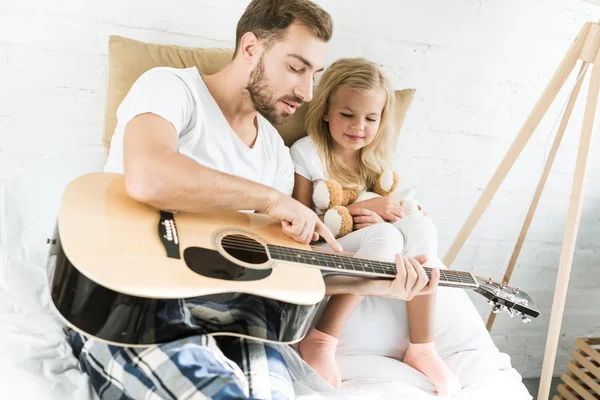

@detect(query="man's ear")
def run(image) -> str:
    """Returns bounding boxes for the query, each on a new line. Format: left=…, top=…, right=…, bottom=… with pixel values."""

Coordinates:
left=238, top=32, right=261, bottom=65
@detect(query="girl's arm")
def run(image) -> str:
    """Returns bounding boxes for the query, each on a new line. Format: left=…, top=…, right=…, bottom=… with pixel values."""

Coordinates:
left=292, top=174, right=393, bottom=224
left=292, top=173, right=313, bottom=208
left=292, top=174, right=325, bottom=222
left=347, top=196, right=404, bottom=222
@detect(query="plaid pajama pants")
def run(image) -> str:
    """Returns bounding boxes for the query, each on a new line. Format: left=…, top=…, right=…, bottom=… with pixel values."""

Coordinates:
left=68, top=293, right=296, bottom=400
left=70, top=331, right=294, bottom=400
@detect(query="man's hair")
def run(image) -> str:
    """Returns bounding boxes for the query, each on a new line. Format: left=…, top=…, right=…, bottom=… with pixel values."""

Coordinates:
left=234, top=0, right=333, bottom=55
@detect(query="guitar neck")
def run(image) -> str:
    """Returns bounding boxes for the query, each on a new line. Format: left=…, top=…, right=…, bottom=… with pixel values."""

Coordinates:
left=267, top=245, right=478, bottom=289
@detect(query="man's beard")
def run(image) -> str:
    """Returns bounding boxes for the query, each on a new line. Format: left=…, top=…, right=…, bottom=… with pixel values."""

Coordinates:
left=246, top=57, right=301, bottom=126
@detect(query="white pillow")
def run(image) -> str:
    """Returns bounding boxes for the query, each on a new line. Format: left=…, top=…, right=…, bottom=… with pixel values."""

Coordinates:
left=284, top=287, right=529, bottom=398
left=7, top=146, right=106, bottom=266
left=333, top=216, right=495, bottom=366
left=335, top=286, right=496, bottom=364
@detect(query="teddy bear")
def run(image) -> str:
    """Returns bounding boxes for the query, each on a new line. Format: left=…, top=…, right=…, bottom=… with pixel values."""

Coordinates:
left=312, top=170, right=423, bottom=238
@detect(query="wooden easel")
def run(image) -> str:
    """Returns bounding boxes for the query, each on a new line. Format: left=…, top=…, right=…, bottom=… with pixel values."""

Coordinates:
left=441, top=21, right=600, bottom=400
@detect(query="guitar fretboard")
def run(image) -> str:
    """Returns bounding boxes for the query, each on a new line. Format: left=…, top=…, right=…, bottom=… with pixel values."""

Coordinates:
left=267, top=245, right=477, bottom=288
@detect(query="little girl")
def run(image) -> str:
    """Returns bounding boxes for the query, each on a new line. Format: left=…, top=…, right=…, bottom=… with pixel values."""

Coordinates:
left=289, top=58, right=461, bottom=396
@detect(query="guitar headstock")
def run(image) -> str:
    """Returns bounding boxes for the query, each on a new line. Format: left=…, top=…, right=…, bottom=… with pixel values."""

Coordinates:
left=473, top=276, right=540, bottom=322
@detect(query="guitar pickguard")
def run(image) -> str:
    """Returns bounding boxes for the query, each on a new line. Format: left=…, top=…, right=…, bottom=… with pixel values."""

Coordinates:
left=183, top=247, right=272, bottom=281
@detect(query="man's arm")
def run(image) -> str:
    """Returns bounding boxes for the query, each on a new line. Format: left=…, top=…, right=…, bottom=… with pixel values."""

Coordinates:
left=123, top=113, right=278, bottom=213
left=123, top=112, right=342, bottom=251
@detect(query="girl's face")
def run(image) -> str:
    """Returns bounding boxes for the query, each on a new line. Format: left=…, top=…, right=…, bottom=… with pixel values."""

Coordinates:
left=324, top=86, right=386, bottom=154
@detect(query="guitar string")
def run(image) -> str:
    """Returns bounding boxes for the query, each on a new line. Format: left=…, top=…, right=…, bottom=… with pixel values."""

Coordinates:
left=219, top=238, right=474, bottom=283
left=221, top=236, right=475, bottom=279
left=221, top=235, right=474, bottom=266
left=220, top=239, right=473, bottom=279
left=218, top=239, right=531, bottom=312
left=216, top=239, right=530, bottom=306
left=220, top=237, right=475, bottom=281
left=220, top=237, right=363, bottom=257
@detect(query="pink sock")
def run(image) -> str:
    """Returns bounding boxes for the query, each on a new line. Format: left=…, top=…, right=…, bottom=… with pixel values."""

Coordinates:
left=298, top=328, right=342, bottom=388
left=404, top=342, right=461, bottom=396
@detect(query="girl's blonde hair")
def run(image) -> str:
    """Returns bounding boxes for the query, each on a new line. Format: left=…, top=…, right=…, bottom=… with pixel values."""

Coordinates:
left=306, top=58, right=396, bottom=192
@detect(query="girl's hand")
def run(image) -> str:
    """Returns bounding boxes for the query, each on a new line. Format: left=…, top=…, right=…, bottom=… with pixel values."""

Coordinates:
left=350, top=208, right=385, bottom=230
left=349, top=197, right=404, bottom=222
left=384, top=254, right=439, bottom=301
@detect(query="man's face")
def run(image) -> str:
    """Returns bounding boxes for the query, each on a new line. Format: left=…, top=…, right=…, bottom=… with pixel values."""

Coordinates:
left=246, top=21, right=327, bottom=125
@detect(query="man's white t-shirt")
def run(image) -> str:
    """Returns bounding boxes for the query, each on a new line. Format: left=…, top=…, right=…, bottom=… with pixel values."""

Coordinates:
left=105, top=66, right=295, bottom=196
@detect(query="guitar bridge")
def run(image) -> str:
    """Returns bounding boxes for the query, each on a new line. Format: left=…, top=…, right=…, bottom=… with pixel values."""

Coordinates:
left=159, top=211, right=180, bottom=259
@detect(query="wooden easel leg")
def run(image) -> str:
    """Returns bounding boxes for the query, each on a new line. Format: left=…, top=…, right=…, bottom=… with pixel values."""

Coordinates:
left=443, top=23, right=592, bottom=267
left=537, top=35, right=600, bottom=400
left=486, top=62, right=590, bottom=332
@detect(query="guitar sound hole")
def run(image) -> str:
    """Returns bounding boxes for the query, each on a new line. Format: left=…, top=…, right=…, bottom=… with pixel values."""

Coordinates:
left=183, top=234, right=271, bottom=281
left=221, top=234, right=269, bottom=264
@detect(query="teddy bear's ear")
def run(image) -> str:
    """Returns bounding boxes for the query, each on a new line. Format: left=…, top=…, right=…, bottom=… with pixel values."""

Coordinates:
left=373, top=170, right=398, bottom=196
left=401, top=199, right=423, bottom=216
left=313, top=180, right=344, bottom=211
left=324, top=206, right=353, bottom=238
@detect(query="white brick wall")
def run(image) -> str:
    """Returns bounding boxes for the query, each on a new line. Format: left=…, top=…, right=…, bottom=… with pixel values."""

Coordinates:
left=1, top=0, right=599, bottom=379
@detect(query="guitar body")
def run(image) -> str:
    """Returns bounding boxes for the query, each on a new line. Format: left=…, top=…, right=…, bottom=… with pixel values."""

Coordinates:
left=49, top=246, right=320, bottom=346
left=48, top=173, right=325, bottom=346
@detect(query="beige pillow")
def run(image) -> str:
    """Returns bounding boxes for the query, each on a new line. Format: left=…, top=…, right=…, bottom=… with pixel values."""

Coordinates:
left=104, top=35, right=415, bottom=153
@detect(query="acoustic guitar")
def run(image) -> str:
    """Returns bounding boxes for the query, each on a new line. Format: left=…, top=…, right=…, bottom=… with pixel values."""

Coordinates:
left=48, top=173, right=539, bottom=347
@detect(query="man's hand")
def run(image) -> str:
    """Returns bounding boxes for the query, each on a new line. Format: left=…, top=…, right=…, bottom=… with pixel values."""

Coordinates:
left=349, top=197, right=404, bottom=222
left=380, top=254, right=439, bottom=301
left=350, top=208, right=385, bottom=230
left=264, top=191, right=342, bottom=252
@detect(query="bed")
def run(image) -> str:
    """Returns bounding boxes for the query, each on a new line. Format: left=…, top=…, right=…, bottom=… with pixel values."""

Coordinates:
left=0, top=145, right=533, bottom=399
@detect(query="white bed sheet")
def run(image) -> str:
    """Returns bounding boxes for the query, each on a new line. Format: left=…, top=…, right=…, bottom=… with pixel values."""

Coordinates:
left=280, top=286, right=533, bottom=400
left=0, top=254, right=96, bottom=400
left=283, top=343, right=531, bottom=400
left=0, top=252, right=532, bottom=400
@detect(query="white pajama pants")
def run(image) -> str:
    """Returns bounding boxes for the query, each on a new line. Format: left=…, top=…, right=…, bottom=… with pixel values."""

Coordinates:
left=316, top=214, right=448, bottom=359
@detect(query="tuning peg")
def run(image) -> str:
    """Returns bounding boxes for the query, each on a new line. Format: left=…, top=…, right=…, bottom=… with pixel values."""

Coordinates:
left=513, top=287, right=520, bottom=294
left=487, top=277, right=493, bottom=284
left=521, top=315, right=531, bottom=324
left=488, top=300, right=495, bottom=306
left=506, top=308, right=514, bottom=318
left=492, top=304, right=502, bottom=314
left=502, top=282, right=508, bottom=288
